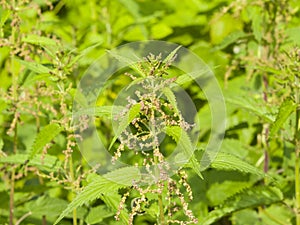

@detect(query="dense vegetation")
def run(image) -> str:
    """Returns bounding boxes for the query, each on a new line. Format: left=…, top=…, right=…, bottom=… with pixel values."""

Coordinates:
left=0, top=0, right=300, bottom=224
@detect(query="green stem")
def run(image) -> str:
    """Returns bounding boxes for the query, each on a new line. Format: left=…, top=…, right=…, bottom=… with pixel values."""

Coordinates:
left=9, top=169, right=15, bottom=225
left=69, top=157, right=77, bottom=225
left=154, top=153, right=165, bottom=225
left=295, top=75, right=300, bottom=225
left=158, top=194, right=165, bottom=225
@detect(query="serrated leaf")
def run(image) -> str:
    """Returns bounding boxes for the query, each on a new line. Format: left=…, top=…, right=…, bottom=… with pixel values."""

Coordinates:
left=250, top=7, right=263, bottom=42
left=162, top=87, right=179, bottom=114
left=22, top=34, right=57, bottom=46
left=214, top=31, right=249, bottom=50
left=54, top=167, right=139, bottom=225
left=29, top=123, right=63, bottom=160
left=85, top=205, right=114, bottom=224
left=107, top=50, right=146, bottom=77
left=175, top=68, right=211, bottom=86
left=163, top=45, right=181, bottom=64
left=103, top=166, right=141, bottom=185
left=101, top=193, right=129, bottom=224
left=226, top=96, right=275, bottom=122
left=207, top=181, right=252, bottom=206
left=269, top=98, right=296, bottom=138
left=26, top=196, right=68, bottom=218
left=211, top=151, right=264, bottom=177
left=165, top=126, right=203, bottom=179
left=16, top=58, right=51, bottom=74
left=0, top=153, right=61, bottom=171
left=69, top=42, right=103, bottom=67
left=200, top=186, right=283, bottom=225
left=109, top=103, right=141, bottom=150
left=73, top=105, right=124, bottom=119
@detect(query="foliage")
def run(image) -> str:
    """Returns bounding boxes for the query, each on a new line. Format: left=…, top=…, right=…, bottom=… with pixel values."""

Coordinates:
left=0, top=0, right=300, bottom=225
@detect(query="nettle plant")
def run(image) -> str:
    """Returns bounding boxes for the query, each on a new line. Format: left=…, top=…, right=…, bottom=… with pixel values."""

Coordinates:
left=57, top=49, right=202, bottom=225
left=111, top=53, right=198, bottom=225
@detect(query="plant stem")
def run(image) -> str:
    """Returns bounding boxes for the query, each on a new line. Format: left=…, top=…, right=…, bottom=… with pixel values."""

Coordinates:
left=158, top=194, right=165, bottom=225
left=9, top=169, right=15, bottom=225
left=69, top=157, right=77, bottom=225
left=295, top=75, right=300, bottom=225
left=153, top=148, right=165, bottom=225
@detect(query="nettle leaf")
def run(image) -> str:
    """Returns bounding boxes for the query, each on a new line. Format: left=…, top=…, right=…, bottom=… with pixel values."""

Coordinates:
left=162, top=87, right=179, bottom=114
left=226, top=96, right=275, bottom=122
left=211, top=151, right=265, bottom=177
left=165, top=126, right=203, bottom=179
left=54, top=167, right=140, bottom=225
left=26, top=196, right=68, bottom=218
left=69, top=42, right=103, bottom=67
left=101, top=193, right=129, bottom=224
left=109, top=103, right=141, bottom=150
left=200, top=186, right=283, bottom=225
left=107, top=50, right=146, bottom=77
left=29, top=123, right=63, bottom=160
left=269, top=98, right=296, bottom=138
left=22, top=34, right=58, bottom=46
left=16, top=58, right=51, bottom=74
left=214, top=30, right=249, bottom=50
left=73, top=105, right=124, bottom=119
left=0, top=153, right=61, bottom=171
left=163, top=45, right=181, bottom=64
left=175, top=68, right=211, bottom=86
left=248, top=6, right=263, bottom=42
left=85, top=205, right=115, bottom=224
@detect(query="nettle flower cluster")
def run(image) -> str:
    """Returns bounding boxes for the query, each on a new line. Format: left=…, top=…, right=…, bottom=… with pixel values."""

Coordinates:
left=112, top=53, right=198, bottom=224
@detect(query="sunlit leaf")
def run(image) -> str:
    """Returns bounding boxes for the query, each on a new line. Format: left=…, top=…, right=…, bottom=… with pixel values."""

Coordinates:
left=29, top=123, right=63, bottom=160
left=200, top=186, right=283, bottom=225
left=269, top=98, right=296, bottom=138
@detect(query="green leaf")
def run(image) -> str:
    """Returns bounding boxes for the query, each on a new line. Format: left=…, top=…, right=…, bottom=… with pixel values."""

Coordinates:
left=73, top=105, right=124, bottom=119
left=26, top=196, right=68, bottom=218
left=163, top=45, right=181, bottom=64
left=117, top=0, right=148, bottom=38
left=29, top=123, right=63, bottom=160
left=54, top=167, right=139, bottom=225
left=151, top=23, right=173, bottom=39
left=200, top=186, right=283, bottom=225
left=109, top=103, right=141, bottom=150
left=0, top=10, right=11, bottom=27
left=0, top=138, right=3, bottom=151
left=249, top=6, right=263, bottom=42
left=211, top=151, right=265, bottom=177
left=226, top=96, right=275, bottom=122
left=162, top=87, right=179, bottom=114
left=16, top=58, right=51, bottom=74
left=213, top=31, right=249, bottom=50
left=69, top=42, right=103, bottom=67
left=107, top=50, right=146, bottom=77
left=207, top=181, right=252, bottom=206
left=0, top=153, right=61, bottom=171
left=269, top=98, right=296, bottom=138
left=165, top=126, right=203, bottom=179
left=175, top=68, right=211, bottom=86
left=101, top=193, right=129, bottom=224
left=22, top=34, right=57, bottom=46
left=85, top=205, right=114, bottom=224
